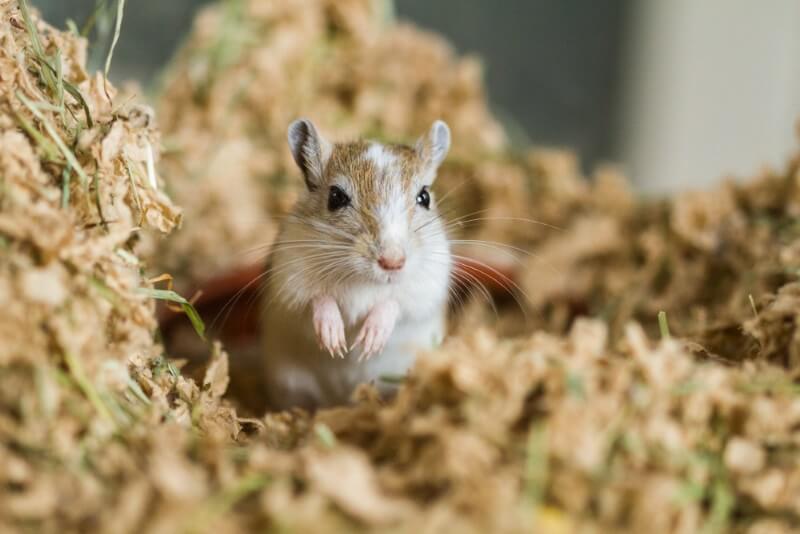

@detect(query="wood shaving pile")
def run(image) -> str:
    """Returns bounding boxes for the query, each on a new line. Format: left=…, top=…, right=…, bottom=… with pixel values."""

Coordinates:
left=0, top=3, right=237, bottom=530
left=5, top=1, right=800, bottom=533
left=451, top=148, right=800, bottom=354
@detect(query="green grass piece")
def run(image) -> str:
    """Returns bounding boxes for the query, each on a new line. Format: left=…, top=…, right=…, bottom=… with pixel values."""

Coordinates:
left=126, top=377, right=151, bottom=406
left=88, top=276, right=121, bottom=308
left=375, top=0, right=396, bottom=27
left=137, top=287, right=206, bottom=340
left=123, top=157, right=145, bottom=224
left=104, top=0, right=125, bottom=80
left=524, top=424, right=549, bottom=506
left=17, top=92, right=91, bottom=187
left=53, top=49, right=65, bottom=122
left=61, top=79, right=94, bottom=128
left=379, top=373, right=406, bottom=384
left=566, top=372, right=586, bottom=399
left=66, top=19, right=80, bottom=36
left=658, top=310, right=671, bottom=340
left=671, top=380, right=702, bottom=396
left=151, top=354, right=181, bottom=379
left=14, top=109, right=59, bottom=162
left=34, top=365, right=59, bottom=418
left=19, top=0, right=61, bottom=114
left=63, top=351, right=116, bottom=425
left=61, top=164, right=71, bottom=209
left=701, top=479, right=734, bottom=534
left=81, top=0, right=109, bottom=37
left=748, top=294, right=758, bottom=319
left=18, top=0, right=49, bottom=71
left=115, top=248, right=139, bottom=266
left=99, top=388, right=132, bottom=426
left=31, top=57, right=95, bottom=128
left=674, top=480, right=705, bottom=505
left=314, top=422, right=337, bottom=448
left=18, top=0, right=95, bottom=128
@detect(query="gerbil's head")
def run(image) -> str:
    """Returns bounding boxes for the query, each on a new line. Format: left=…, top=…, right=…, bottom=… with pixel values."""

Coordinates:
left=285, top=118, right=451, bottom=285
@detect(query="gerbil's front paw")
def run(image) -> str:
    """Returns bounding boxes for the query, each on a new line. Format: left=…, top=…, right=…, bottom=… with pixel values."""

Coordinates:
left=352, top=300, right=399, bottom=361
left=312, top=296, right=347, bottom=358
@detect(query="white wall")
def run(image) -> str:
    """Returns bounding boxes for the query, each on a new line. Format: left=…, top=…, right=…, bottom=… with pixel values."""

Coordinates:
left=619, top=0, right=800, bottom=194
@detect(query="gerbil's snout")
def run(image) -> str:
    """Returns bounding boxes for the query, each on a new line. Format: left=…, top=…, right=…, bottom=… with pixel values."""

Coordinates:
left=377, top=245, right=406, bottom=271
left=373, top=198, right=409, bottom=273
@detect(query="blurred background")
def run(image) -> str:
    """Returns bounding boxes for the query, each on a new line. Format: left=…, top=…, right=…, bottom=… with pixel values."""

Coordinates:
left=36, top=0, right=800, bottom=193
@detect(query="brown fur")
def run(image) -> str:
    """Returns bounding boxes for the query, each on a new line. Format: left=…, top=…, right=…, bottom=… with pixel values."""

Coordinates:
left=320, top=141, right=423, bottom=236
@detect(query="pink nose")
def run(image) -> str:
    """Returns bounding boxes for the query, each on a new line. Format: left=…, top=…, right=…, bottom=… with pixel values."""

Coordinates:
left=378, top=254, right=405, bottom=271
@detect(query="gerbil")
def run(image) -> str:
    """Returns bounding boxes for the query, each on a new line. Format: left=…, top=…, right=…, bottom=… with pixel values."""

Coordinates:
left=260, top=119, right=452, bottom=411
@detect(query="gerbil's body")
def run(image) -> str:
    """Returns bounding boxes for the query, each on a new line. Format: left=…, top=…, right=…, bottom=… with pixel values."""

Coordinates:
left=261, top=120, right=452, bottom=411
left=261, top=274, right=447, bottom=410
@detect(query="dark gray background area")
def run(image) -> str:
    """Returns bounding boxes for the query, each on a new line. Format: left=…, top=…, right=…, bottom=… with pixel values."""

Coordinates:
left=35, top=0, right=629, bottom=166
left=399, top=1, right=628, bottom=167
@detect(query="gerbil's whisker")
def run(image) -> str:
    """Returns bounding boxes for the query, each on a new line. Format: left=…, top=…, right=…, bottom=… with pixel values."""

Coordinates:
left=217, top=249, right=352, bottom=329
left=433, top=178, right=469, bottom=207
left=418, top=219, right=560, bottom=276
left=264, top=250, right=357, bottom=311
left=451, top=268, right=496, bottom=316
left=422, top=257, right=498, bottom=317
left=412, top=206, right=476, bottom=234
left=448, top=239, right=529, bottom=264
left=434, top=251, right=530, bottom=317
left=210, top=267, right=273, bottom=333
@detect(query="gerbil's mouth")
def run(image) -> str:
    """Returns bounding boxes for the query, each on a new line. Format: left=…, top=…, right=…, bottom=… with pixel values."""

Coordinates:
left=384, top=272, right=401, bottom=284
left=369, top=262, right=402, bottom=284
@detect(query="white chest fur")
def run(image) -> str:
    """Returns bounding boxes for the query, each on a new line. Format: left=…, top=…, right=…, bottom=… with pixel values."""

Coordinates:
left=261, top=247, right=450, bottom=411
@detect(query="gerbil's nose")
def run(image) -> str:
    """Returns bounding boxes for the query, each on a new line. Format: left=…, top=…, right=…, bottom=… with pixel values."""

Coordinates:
left=378, top=248, right=406, bottom=271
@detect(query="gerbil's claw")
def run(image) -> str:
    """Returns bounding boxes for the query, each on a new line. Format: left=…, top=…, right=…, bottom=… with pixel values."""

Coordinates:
left=312, top=296, right=348, bottom=359
left=337, top=322, right=348, bottom=358
left=353, top=300, right=399, bottom=362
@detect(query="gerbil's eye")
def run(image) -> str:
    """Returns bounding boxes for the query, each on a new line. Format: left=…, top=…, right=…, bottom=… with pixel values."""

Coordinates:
left=416, top=186, right=431, bottom=209
left=327, top=186, right=350, bottom=211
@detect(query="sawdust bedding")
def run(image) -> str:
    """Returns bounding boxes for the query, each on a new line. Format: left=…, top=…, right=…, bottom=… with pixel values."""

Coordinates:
left=3, top=0, right=800, bottom=532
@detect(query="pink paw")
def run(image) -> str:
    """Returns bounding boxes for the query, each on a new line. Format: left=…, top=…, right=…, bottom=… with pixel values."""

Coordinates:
left=352, top=300, right=399, bottom=361
left=312, top=296, right=347, bottom=358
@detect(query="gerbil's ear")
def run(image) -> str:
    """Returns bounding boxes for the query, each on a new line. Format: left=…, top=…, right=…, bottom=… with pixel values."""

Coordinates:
left=415, top=120, right=451, bottom=176
left=287, top=118, right=332, bottom=191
